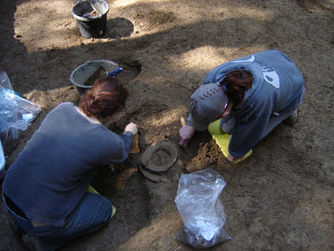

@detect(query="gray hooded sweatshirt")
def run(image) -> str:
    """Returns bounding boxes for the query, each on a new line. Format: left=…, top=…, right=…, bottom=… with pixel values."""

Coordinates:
left=197, top=50, right=305, bottom=157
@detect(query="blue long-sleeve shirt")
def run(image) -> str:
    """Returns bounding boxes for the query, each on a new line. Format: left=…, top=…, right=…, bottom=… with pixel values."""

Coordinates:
left=196, top=50, right=305, bottom=157
left=2, top=102, right=133, bottom=226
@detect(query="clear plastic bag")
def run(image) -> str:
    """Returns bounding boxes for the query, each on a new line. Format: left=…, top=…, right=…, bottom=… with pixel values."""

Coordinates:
left=0, top=72, right=41, bottom=143
left=174, top=168, right=231, bottom=249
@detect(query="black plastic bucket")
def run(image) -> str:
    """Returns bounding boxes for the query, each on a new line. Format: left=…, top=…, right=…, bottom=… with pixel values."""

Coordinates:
left=72, top=0, right=109, bottom=38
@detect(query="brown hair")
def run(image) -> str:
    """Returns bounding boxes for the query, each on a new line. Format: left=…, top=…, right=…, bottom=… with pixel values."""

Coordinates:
left=223, top=70, right=253, bottom=106
left=79, top=76, right=128, bottom=120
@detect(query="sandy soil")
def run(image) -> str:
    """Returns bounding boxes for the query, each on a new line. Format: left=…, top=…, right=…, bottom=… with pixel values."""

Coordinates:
left=0, top=0, right=333, bottom=250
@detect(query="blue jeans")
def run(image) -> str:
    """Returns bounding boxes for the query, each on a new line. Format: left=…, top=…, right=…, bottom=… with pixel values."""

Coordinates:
left=3, top=192, right=113, bottom=250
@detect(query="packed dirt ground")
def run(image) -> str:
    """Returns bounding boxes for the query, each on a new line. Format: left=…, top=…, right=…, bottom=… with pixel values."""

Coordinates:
left=0, top=0, right=334, bottom=250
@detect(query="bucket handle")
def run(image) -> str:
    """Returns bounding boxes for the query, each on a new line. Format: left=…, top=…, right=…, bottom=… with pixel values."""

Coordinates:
left=107, top=67, right=123, bottom=77
left=77, top=0, right=102, bottom=20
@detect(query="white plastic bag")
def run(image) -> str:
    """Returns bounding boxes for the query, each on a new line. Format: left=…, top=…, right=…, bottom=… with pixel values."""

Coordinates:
left=0, top=72, right=41, bottom=143
left=175, top=168, right=231, bottom=249
left=0, top=139, right=5, bottom=179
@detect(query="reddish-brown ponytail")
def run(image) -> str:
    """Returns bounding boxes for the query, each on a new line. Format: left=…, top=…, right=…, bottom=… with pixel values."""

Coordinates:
left=79, top=76, right=128, bottom=119
left=223, top=70, right=253, bottom=106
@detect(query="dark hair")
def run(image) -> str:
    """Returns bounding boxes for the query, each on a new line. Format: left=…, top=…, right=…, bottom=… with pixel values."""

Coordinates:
left=79, top=76, right=128, bottom=119
left=222, top=70, right=253, bottom=106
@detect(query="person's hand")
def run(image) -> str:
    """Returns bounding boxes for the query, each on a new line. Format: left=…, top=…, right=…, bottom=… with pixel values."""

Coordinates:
left=227, top=153, right=238, bottom=163
left=179, top=125, right=195, bottom=146
left=125, top=122, right=138, bottom=135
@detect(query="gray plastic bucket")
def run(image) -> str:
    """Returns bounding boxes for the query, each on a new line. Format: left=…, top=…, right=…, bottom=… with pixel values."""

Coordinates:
left=70, top=59, right=119, bottom=95
left=72, top=0, right=109, bottom=38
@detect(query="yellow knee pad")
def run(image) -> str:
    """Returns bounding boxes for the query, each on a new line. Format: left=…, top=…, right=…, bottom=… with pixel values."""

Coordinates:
left=209, top=119, right=252, bottom=164
left=87, top=185, right=100, bottom=195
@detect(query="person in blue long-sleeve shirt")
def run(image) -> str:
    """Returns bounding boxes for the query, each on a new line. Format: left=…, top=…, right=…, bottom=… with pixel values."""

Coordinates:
left=179, top=50, right=305, bottom=162
left=2, top=76, right=138, bottom=250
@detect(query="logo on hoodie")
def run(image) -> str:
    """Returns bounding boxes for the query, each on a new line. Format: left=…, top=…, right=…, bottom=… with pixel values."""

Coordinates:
left=232, top=55, right=280, bottom=89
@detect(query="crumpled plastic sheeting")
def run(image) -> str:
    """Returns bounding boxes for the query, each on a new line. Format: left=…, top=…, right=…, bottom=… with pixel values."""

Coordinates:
left=0, top=72, right=41, bottom=143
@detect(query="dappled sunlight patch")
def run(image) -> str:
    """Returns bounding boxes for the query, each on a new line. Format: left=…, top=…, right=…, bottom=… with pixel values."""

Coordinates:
left=127, top=104, right=187, bottom=145
left=25, top=86, right=78, bottom=109
left=113, top=0, right=137, bottom=8
left=168, top=46, right=229, bottom=72
left=118, top=209, right=183, bottom=250
left=141, top=105, right=186, bottom=128
left=113, top=0, right=170, bottom=8
left=168, top=45, right=274, bottom=75
left=223, top=6, right=273, bottom=21
left=14, top=0, right=78, bottom=52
